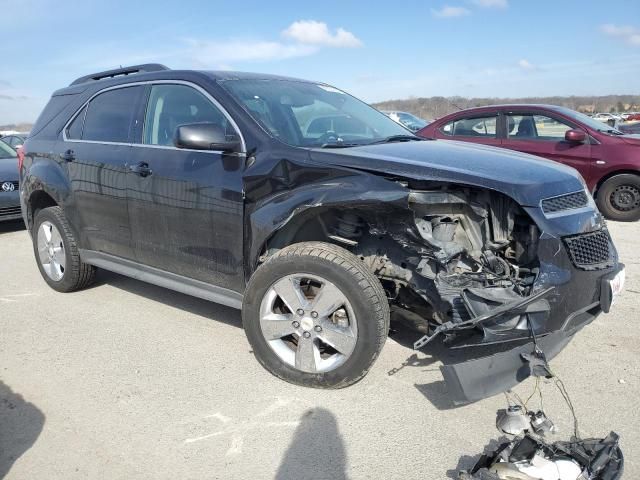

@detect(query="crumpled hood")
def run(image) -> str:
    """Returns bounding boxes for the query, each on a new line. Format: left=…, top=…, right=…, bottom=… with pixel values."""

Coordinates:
left=310, top=139, right=585, bottom=207
left=0, top=157, right=19, bottom=181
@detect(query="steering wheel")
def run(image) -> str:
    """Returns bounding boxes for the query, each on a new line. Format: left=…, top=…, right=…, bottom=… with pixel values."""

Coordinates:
left=317, top=131, right=340, bottom=145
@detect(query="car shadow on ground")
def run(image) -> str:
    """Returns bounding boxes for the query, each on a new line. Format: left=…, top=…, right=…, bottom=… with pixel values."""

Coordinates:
left=0, top=381, right=45, bottom=479
left=93, top=269, right=242, bottom=329
left=0, top=220, right=25, bottom=235
left=275, top=407, right=349, bottom=480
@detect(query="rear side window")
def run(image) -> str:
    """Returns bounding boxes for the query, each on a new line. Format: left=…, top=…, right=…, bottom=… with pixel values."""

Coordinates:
left=441, top=115, right=498, bottom=138
left=81, top=86, right=142, bottom=143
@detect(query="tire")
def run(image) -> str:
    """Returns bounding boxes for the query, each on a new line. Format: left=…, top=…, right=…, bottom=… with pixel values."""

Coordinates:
left=242, top=241, right=390, bottom=389
left=596, top=174, right=640, bottom=222
left=32, top=206, right=96, bottom=292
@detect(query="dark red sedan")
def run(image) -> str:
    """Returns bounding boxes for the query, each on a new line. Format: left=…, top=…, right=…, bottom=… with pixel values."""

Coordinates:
left=418, top=104, right=640, bottom=221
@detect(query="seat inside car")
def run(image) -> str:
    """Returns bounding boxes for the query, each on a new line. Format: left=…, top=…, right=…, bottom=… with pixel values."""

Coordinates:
left=516, top=117, right=536, bottom=138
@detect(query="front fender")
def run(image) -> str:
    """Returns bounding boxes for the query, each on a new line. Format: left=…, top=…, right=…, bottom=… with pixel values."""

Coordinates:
left=245, top=159, right=410, bottom=278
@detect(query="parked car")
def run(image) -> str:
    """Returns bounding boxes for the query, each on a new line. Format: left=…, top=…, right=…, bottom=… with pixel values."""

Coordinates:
left=0, top=133, right=27, bottom=150
left=381, top=110, right=430, bottom=132
left=625, top=113, right=640, bottom=122
left=619, top=122, right=640, bottom=135
left=592, top=113, right=622, bottom=123
left=418, top=104, right=640, bottom=221
left=0, top=139, right=21, bottom=221
left=20, top=65, right=623, bottom=402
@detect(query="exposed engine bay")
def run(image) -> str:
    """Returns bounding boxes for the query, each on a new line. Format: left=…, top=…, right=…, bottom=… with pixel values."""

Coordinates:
left=316, top=185, right=548, bottom=346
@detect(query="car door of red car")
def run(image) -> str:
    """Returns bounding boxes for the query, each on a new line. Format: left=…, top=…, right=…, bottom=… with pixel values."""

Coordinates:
left=502, top=110, right=591, bottom=182
left=437, top=112, right=503, bottom=148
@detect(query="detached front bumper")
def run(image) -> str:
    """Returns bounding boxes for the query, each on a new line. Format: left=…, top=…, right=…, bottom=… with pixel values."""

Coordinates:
left=435, top=220, right=623, bottom=405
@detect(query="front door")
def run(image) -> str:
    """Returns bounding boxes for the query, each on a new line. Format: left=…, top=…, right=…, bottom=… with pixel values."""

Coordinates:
left=62, top=85, right=145, bottom=260
left=127, top=83, right=245, bottom=292
left=502, top=111, right=592, bottom=182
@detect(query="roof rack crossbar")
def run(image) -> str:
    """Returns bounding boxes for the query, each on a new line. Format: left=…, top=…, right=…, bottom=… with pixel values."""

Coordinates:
left=69, top=64, right=170, bottom=86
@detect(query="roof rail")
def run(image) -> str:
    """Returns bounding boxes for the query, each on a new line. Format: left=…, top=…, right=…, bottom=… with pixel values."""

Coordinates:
left=69, top=64, right=170, bottom=86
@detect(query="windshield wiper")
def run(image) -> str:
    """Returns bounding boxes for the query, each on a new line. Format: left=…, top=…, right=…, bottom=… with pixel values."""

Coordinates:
left=318, top=142, right=362, bottom=148
left=368, top=135, right=423, bottom=145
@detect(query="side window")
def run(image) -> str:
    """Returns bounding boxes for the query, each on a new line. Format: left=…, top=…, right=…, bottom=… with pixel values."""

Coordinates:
left=82, top=86, right=142, bottom=142
left=66, top=105, right=87, bottom=140
left=507, top=114, right=572, bottom=141
left=143, top=84, right=237, bottom=146
left=441, top=115, right=497, bottom=138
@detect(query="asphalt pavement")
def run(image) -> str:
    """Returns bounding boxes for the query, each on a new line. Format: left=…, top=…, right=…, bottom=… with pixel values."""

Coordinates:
left=0, top=219, right=638, bottom=479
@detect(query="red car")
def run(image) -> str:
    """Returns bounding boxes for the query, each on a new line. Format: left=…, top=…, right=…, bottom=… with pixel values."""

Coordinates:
left=418, top=104, right=640, bottom=221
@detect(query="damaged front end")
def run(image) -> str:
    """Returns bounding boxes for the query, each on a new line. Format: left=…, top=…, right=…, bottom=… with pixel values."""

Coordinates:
left=253, top=159, right=623, bottom=403
left=321, top=182, right=622, bottom=404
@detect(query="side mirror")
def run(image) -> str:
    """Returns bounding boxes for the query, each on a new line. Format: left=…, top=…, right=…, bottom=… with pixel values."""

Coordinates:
left=565, top=129, right=586, bottom=143
left=174, top=123, right=240, bottom=152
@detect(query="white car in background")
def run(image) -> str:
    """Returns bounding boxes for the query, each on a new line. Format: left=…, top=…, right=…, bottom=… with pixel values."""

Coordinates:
left=592, top=113, right=623, bottom=123
left=381, top=110, right=430, bottom=132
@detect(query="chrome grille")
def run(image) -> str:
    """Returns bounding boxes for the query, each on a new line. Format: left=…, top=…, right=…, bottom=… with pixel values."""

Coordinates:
left=0, top=206, right=21, bottom=217
left=541, top=191, right=588, bottom=214
left=563, top=230, right=614, bottom=270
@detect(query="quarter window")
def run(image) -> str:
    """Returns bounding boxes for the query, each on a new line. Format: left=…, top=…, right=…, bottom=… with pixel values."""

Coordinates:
left=441, top=115, right=498, bottom=138
left=143, top=84, right=237, bottom=146
left=66, top=105, right=87, bottom=140
left=507, top=114, right=573, bottom=141
left=82, top=86, right=142, bottom=143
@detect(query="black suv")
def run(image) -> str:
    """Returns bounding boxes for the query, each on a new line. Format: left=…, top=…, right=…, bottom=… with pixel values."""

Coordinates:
left=20, top=64, right=624, bottom=402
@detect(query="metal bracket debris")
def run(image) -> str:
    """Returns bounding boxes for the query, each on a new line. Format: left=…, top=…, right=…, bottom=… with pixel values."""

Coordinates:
left=413, top=287, right=555, bottom=350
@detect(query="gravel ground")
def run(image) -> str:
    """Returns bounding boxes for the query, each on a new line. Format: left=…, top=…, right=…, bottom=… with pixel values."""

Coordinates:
left=0, top=219, right=637, bottom=479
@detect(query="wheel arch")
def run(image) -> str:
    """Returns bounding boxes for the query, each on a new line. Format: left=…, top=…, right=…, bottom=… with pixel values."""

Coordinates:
left=26, top=189, right=58, bottom=229
left=245, top=172, right=411, bottom=281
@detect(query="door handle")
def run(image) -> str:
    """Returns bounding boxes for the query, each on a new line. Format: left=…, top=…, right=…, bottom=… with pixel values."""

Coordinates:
left=129, top=162, right=152, bottom=177
left=60, top=149, right=75, bottom=162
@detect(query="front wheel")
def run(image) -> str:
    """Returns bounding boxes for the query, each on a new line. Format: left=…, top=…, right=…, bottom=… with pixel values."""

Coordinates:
left=242, top=242, right=390, bottom=389
left=596, top=174, right=640, bottom=222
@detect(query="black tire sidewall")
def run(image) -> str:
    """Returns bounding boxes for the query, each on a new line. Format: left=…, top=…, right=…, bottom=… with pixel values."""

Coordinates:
left=243, top=253, right=386, bottom=388
left=597, top=174, right=640, bottom=222
left=32, top=208, right=76, bottom=292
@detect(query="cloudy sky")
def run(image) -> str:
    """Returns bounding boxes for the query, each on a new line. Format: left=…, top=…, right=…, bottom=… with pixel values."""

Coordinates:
left=1, top=0, right=639, bottom=123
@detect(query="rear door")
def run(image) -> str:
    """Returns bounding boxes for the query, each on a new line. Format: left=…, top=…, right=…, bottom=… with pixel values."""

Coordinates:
left=502, top=110, right=592, bottom=181
left=63, top=85, right=144, bottom=259
left=126, top=82, right=245, bottom=291
left=438, top=112, right=503, bottom=148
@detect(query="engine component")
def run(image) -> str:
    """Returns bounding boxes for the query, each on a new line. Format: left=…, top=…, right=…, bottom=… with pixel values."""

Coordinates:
left=459, top=432, right=623, bottom=480
left=529, top=410, right=555, bottom=436
left=496, top=406, right=531, bottom=436
left=432, top=217, right=458, bottom=242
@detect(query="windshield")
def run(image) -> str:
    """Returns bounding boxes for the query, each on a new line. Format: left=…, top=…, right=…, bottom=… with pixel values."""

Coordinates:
left=221, top=79, right=412, bottom=147
left=0, top=140, right=16, bottom=158
left=557, top=107, right=623, bottom=134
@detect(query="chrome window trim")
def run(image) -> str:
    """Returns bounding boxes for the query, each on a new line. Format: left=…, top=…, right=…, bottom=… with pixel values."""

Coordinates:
left=61, top=80, right=247, bottom=156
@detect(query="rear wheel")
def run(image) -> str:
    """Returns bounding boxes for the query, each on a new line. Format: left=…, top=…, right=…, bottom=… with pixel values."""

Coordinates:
left=596, top=174, right=640, bottom=222
left=242, top=242, right=389, bottom=388
left=32, top=206, right=96, bottom=292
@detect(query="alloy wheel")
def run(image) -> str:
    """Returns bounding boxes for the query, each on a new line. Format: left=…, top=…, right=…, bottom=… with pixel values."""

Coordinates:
left=259, top=274, right=358, bottom=373
left=37, top=221, right=66, bottom=281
